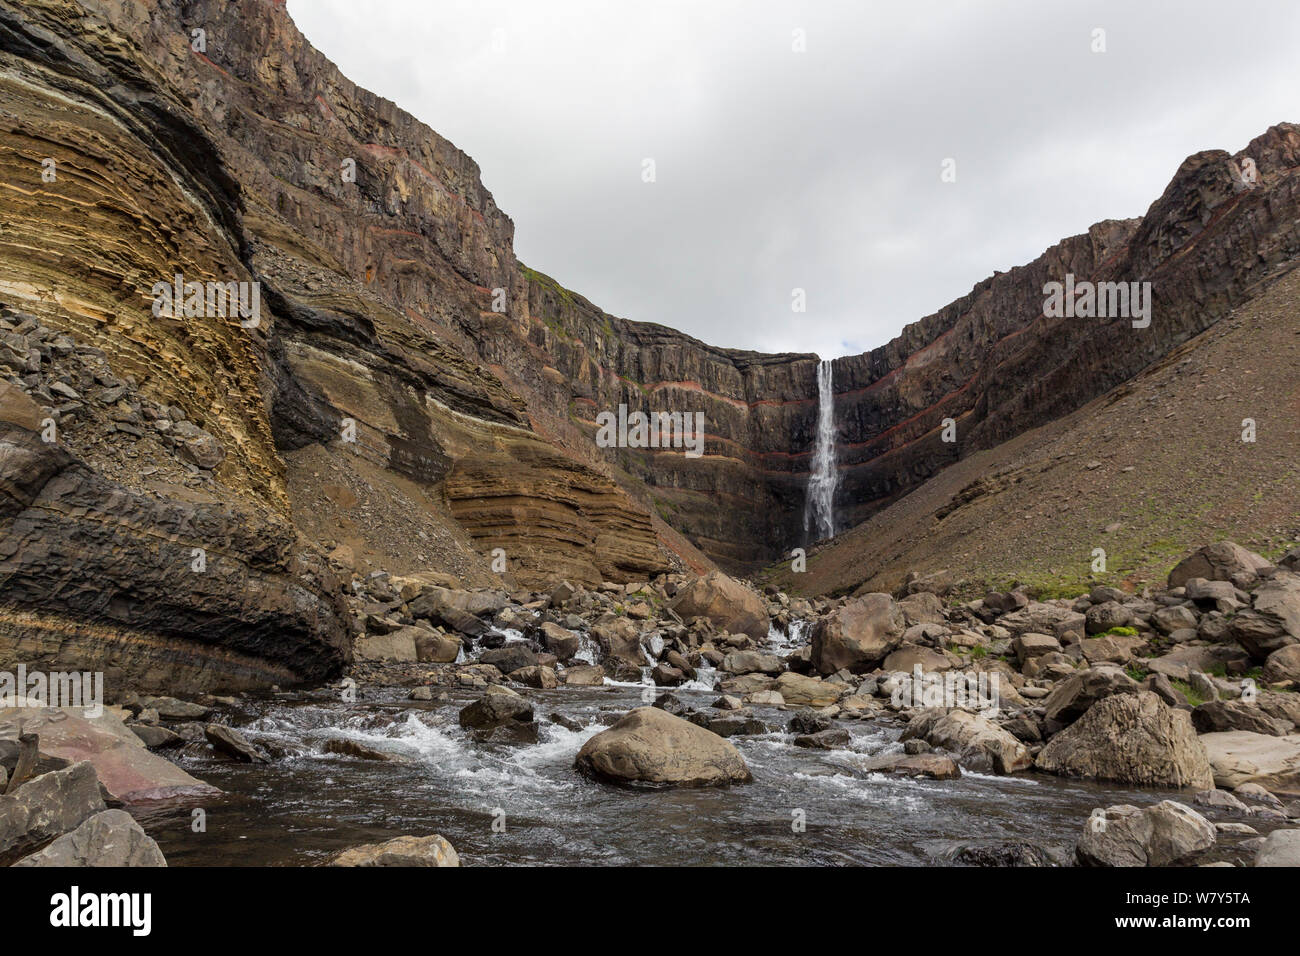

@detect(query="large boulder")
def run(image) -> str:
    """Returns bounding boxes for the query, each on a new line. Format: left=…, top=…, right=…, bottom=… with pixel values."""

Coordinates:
left=591, top=618, right=645, bottom=668
left=13, top=809, right=166, bottom=867
left=1255, top=829, right=1300, bottom=867
left=1229, top=572, right=1300, bottom=660
left=811, top=593, right=904, bottom=674
left=354, top=628, right=419, bottom=662
left=574, top=707, right=751, bottom=787
left=901, top=709, right=1031, bottom=774
left=1042, top=665, right=1141, bottom=726
left=670, top=571, right=769, bottom=640
left=1077, top=801, right=1216, bottom=866
left=997, top=602, right=1086, bottom=638
left=458, top=685, right=534, bottom=730
left=0, top=707, right=217, bottom=802
left=1036, top=692, right=1215, bottom=789
left=882, top=644, right=953, bottom=673
left=721, top=650, right=783, bottom=676
left=1168, top=541, right=1272, bottom=589
left=1263, top=645, right=1300, bottom=684
left=0, top=762, right=104, bottom=864
left=773, top=672, right=844, bottom=708
left=537, top=622, right=580, bottom=662
left=329, top=834, right=459, bottom=867
left=1199, top=731, right=1300, bottom=793
left=1191, top=700, right=1289, bottom=737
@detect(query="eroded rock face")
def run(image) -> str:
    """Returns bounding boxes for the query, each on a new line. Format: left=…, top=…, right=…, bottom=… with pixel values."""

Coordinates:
left=574, top=707, right=752, bottom=787
left=1036, top=692, right=1215, bottom=790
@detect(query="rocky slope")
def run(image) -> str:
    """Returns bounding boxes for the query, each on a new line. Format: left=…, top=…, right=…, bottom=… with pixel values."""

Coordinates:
left=2, top=0, right=1299, bottom=692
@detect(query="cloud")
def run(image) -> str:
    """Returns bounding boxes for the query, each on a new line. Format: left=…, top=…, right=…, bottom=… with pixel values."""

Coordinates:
left=287, top=0, right=1300, bottom=357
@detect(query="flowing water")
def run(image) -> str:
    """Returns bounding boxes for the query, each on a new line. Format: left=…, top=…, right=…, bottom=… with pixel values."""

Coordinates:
left=131, top=621, right=1185, bottom=867
left=805, top=358, right=838, bottom=541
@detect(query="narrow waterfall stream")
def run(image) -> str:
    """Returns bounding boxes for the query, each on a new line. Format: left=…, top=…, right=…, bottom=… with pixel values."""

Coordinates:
left=804, top=358, right=839, bottom=540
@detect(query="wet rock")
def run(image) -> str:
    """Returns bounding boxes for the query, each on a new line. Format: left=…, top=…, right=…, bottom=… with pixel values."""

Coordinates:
left=902, top=709, right=1031, bottom=774
left=1077, top=801, right=1216, bottom=866
left=512, top=664, right=558, bottom=689
left=561, top=665, right=606, bottom=686
left=13, top=809, right=166, bottom=867
left=811, top=593, right=904, bottom=674
left=591, top=618, right=644, bottom=668
left=773, top=672, right=844, bottom=708
left=574, top=707, right=751, bottom=787
left=787, top=709, right=831, bottom=736
left=1036, top=692, right=1214, bottom=789
left=651, top=663, right=685, bottom=686
left=538, top=622, right=580, bottom=661
left=947, top=842, right=1066, bottom=867
left=794, top=728, right=850, bottom=749
left=479, top=645, right=539, bottom=674
left=459, top=686, right=535, bottom=730
left=329, top=834, right=459, bottom=867
left=205, top=724, right=269, bottom=763
left=857, top=752, right=961, bottom=779
left=129, top=725, right=183, bottom=749
left=324, top=738, right=408, bottom=762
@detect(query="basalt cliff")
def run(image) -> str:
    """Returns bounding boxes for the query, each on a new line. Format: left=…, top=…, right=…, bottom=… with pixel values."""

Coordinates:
left=2, top=0, right=1299, bottom=691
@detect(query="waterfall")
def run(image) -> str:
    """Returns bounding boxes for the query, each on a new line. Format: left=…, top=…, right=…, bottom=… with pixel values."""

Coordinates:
left=804, top=358, right=838, bottom=541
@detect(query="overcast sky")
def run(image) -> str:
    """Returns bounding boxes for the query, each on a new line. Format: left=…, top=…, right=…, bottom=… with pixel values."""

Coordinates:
left=287, top=0, right=1300, bottom=359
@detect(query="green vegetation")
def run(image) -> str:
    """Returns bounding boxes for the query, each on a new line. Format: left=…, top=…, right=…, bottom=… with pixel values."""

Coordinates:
left=1096, top=625, right=1138, bottom=638
left=1170, top=678, right=1207, bottom=707
left=1125, top=663, right=1149, bottom=682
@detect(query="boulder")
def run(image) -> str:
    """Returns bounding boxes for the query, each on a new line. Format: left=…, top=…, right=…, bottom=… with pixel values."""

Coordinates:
left=354, top=629, right=419, bottom=662
left=856, top=752, right=961, bottom=779
left=1081, top=634, right=1146, bottom=665
left=1263, top=645, right=1300, bottom=684
left=204, top=724, right=269, bottom=763
left=1152, top=604, right=1199, bottom=635
left=1255, top=829, right=1300, bottom=866
left=479, top=645, right=539, bottom=674
left=1199, top=731, right=1300, bottom=793
left=0, top=707, right=217, bottom=802
left=458, top=686, right=535, bottom=730
left=1077, top=801, right=1216, bottom=866
left=0, top=762, right=104, bottom=864
left=574, top=707, right=751, bottom=787
left=414, top=631, right=461, bottom=664
left=1036, top=692, right=1214, bottom=789
left=561, top=665, right=606, bottom=686
left=897, top=591, right=944, bottom=626
left=721, top=650, right=783, bottom=676
left=1085, top=601, right=1133, bottom=634
left=512, top=664, right=558, bottom=689
left=773, top=672, right=844, bottom=708
left=997, top=603, right=1086, bottom=639
left=1012, top=633, right=1062, bottom=665
left=901, top=709, right=1031, bottom=774
left=669, top=571, right=769, bottom=640
left=1168, top=541, right=1272, bottom=589
left=538, top=622, right=580, bottom=662
left=329, top=834, right=459, bottom=867
left=882, top=643, right=952, bottom=673
left=1230, top=572, right=1300, bottom=660
left=1191, top=701, right=1289, bottom=737
left=1041, top=666, right=1140, bottom=726
left=811, top=593, right=904, bottom=674
left=13, top=809, right=166, bottom=867
left=591, top=618, right=645, bottom=668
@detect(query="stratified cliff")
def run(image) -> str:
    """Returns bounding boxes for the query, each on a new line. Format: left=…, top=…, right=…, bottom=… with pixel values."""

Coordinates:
left=1, top=0, right=1298, bottom=690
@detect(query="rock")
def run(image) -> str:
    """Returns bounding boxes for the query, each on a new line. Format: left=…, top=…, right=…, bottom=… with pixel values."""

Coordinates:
left=721, top=650, right=783, bottom=675
left=1042, top=666, right=1141, bottom=726
left=574, top=707, right=751, bottom=787
left=1254, top=829, right=1300, bottom=866
left=669, top=570, right=769, bottom=640
left=1168, top=541, right=1272, bottom=589
left=512, top=664, right=559, bottom=689
left=997, top=603, right=1086, bottom=639
left=414, top=631, right=461, bottom=664
left=1077, top=801, right=1216, bottom=866
left=591, top=619, right=645, bottom=668
left=0, top=762, right=105, bottom=864
left=479, top=645, right=539, bottom=674
left=129, top=725, right=183, bottom=749
left=13, top=809, right=166, bottom=867
left=881, top=643, right=952, bottom=673
left=1152, top=604, right=1199, bottom=635
left=897, top=591, right=945, bottom=626
left=901, top=709, right=1031, bottom=774
left=1085, top=601, right=1133, bottom=634
left=1192, top=700, right=1289, bottom=736
left=1013, top=632, right=1062, bottom=665
left=946, top=842, right=1064, bottom=867
left=748, top=689, right=786, bottom=707
left=794, top=728, right=850, bottom=749
left=561, top=665, right=606, bottom=686
left=1230, top=572, right=1300, bottom=660
left=811, top=593, right=905, bottom=674
left=329, top=834, right=459, bottom=867
left=0, top=707, right=217, bottom=801
left=773, top=672, right=844, bottom=708
left=856, top=752, right=961, bottom=779
left=1263, top=645, right=1300, bottom=683
left=458, top=686, right=535, bottom=730
left=1036, top=692, right=1215, bottom=789
left=140, top=696, right=212, bottom=720
left=788, top=710, right=832, bottom=736
left=323, top=738, right=408, bottom=762
left=1193, top=788, right=1250, bottom=813
left=538, top=622, right=580, bottom=661
left=205, top=724, right=269, bottom=763
left=354, top=629, right=419, bottom=662
left=713, top=695, right=743, bottom=711
left=1199, top=731, right=1300, bottom=792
